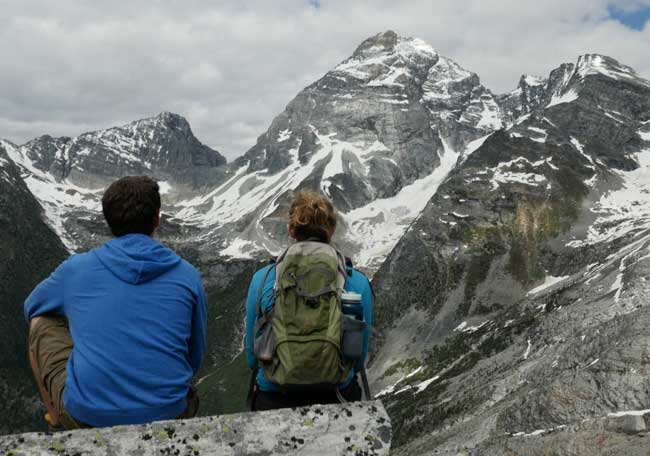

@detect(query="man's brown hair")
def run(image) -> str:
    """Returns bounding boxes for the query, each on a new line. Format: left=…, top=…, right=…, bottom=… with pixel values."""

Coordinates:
left=102, top=176, right=161, bottom=237
left=288, top=191, right=337, bottom=242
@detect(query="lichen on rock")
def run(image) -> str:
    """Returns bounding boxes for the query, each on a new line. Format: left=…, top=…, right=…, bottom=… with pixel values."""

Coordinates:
left=0, top=401, right=391, bottom=456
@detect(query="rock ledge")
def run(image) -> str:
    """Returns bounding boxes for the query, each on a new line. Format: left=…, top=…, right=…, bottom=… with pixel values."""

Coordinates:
left=0, top=401, right=391, bottom=455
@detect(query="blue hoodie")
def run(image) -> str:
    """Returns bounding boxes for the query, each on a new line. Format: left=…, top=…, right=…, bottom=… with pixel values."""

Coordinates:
left=24, top=234, right=207, bottom=427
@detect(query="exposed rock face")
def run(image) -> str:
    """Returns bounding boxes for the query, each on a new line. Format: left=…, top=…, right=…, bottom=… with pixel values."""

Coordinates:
left=497, top=74, right=547, bottom=125
left=490, top=410, right=650, bottom=456
left=179, top=31, right=502, bottom=268
left=2, top=112, right=231, bottom=250
left=241, top=29, right=497, bottom=188
left=0, top=142, right=68, bottom=435
left=368, top=52, right=650, bottom=454
left=0, top=401, right=392, bottom=455
left=17, top=112, right=227, bottom=189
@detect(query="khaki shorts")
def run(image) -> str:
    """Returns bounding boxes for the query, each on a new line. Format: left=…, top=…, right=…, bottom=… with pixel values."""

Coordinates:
left=29, top=315, right=85, bottom=429
left=29, top=314, right=199, bottom=429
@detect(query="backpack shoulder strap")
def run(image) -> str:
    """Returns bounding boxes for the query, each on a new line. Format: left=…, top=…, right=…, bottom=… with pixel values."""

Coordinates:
left=331, top=246, right=348, bottom=292
left=256, top=264, right=275, bottom=318
left=248, top=262, right=276, bottom=411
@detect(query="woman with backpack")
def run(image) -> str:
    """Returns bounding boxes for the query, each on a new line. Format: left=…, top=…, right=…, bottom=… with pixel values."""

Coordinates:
left=244, top=191, right=373, bottom=411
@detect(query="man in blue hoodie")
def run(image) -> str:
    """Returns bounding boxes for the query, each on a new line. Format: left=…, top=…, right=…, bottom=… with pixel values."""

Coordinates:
left=24, top=176, right=207, bottom=429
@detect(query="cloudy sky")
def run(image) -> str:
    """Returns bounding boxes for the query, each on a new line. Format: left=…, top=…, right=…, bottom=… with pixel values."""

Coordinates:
left=2, top=0, right=650, bottom=160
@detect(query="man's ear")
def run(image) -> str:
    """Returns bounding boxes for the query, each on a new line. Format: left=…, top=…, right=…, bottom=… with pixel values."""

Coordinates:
left=154, top=211, right=161, bottom=229
left=288, top=223, right=295, bottom=239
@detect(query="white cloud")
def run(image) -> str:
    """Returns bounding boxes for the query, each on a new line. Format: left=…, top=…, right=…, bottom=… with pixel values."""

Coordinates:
left=1, top=0, right=649, bottom=160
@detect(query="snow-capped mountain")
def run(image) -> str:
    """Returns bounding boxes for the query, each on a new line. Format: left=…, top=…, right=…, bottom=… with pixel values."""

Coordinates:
left=174, top=30, right=508, bottom=269
left=369, top=52, right=650, bottom=454
left=2, top=112, right=228, bottom=250
left=12, top=111, right=226, bottom=188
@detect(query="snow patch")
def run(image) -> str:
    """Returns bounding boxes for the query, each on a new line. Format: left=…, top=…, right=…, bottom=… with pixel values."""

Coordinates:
left=376, top=365, right=425, bottom=397
left=454, top=320, right=489, bottom=333
left=527, top=275, right=571, bottom=295
left=567, top=148, right=650, bottom=248
left=610, top=272, right=624, bottom=302
left=461, top=133, right=492, bottom=161
left=527, top=126, right=548, bottom=143
left=512, top=424, right=567, bottom=438
left=4, top=141, right=102, bottom=251
left=476, top=97, right=503, bottom=130
left=523, top=339, right=532, bottom=360
left=221, top=238, right=258, bottom=259
left=639, top=130, right=650, bottom=141
left=158, top=181, right=172, bottom=195
left=608, top=409, right=650, bottom=418
left=491, top=169, right=547, bottom=190
left=524, top=75, right=546, bottom=86
left=546, top=88, right=579, bottom=108
left=344, top=134, right=459, bottom=269
left=277, top=129, right=292, bottom=142
left=415, top=375, right=440, bottom=394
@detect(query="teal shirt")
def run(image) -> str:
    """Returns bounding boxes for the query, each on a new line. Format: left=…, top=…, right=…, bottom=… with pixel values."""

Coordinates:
left=245, top=262, right=373, bottom=391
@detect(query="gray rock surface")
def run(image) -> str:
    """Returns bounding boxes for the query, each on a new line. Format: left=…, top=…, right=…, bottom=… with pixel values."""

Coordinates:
left=0, top=401, right=391, bottom=456
left=483, top=410, right=650, bottom=455
left=497, top=74, right=547, bottom=125
left=17, top=111, right=227, bottom=189
left=175, top=31, right=505, bottom=266
left=368, top=51, right=650, bottom=454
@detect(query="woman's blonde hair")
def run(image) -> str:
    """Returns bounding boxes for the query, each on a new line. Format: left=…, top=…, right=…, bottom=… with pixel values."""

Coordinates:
left=288, top=191, right=337, bottom=242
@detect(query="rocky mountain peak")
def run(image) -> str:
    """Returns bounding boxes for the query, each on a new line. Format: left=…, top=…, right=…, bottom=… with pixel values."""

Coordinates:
left=574, top=53, right=643, bottom=82
left=335, top=31, right=439, bottom=86
left=546, top=54, right=650, bottom=110
left=92, top=111, right=196, bottom=146
left=9, top=112, right=227, bottom=189
left=179, top=32, right=508, bottom=266
left=351, top=30, right=437, bottom=60
left=519, top=74, right=546, bottom=88
left=496, top=74, right=548, bottom=125
left=0, top=139, right=16, bottom=157
left=134, top=111, right=193, bottom=135
left=352, top=30, right=400, bottom=54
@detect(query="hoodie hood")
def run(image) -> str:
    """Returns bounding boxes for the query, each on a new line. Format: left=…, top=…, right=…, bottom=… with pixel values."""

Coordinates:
left=94, top=234, right=181, bottom=284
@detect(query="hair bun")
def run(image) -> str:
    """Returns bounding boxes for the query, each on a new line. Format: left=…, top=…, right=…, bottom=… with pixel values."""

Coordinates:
left=288, top=191, right=337, bottom=242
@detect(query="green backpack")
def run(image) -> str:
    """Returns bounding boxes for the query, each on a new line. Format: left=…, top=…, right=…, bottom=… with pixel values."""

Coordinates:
left=253, top=241, right=354, bottom=389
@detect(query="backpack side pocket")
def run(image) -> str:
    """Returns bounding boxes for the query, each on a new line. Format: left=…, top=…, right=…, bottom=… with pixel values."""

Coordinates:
left=341, top=315, right=366, bottom=361
left=253, top=311, right=276, bottom=362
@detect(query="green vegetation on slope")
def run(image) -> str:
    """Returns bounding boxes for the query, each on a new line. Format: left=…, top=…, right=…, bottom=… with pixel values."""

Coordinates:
left=197, top=352, right=250, bottom=416
left=384, top=305, right=541, bottom=448
left=0, top=152, right=69, bottom=435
